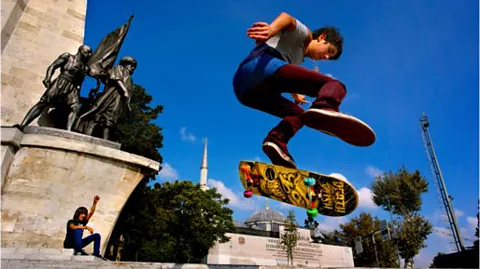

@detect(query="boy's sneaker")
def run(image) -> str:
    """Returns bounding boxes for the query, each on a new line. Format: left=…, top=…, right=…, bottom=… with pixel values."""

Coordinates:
left=262, top=134, right=297, bottom=169
left=301, top=107, right=375, bottom=147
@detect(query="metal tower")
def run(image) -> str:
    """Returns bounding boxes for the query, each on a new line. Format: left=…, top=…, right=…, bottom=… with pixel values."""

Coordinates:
left=420, top=113, right=465, bottom=252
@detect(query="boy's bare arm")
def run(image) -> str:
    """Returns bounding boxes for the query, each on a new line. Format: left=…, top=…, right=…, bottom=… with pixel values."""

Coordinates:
left=69, top=224, right=94, bottom=234
left=86, top=195, right=100, bottom=221
left=269, top=12, right=297, bottom=34
left=247, top=12, right=298, bottom=43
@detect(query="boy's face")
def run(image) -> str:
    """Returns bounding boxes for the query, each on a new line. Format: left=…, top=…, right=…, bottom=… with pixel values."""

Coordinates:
left=308, top=36, right=338, bottom=60
left=79, top=213, right=86, bottom=221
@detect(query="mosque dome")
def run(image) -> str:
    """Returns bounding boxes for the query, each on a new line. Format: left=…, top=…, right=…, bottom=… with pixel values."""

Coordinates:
left=244, top=204, right=287, bottom=232
left=246, top=207, right=287, bottom=223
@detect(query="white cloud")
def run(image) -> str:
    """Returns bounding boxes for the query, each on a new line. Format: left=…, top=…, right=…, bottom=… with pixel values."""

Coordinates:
left=467, top=216, right=477, bottom=229
left=357, top=187, right=378, bottom=210
left=365, top=165, right=383, bottom=179
left=433, top=226, right=452, bottom=241
left=277, top=201, right=298, bottom=210
left=454, top=208, right=464, bottom=218
left=208, top=179, right=256, bottom=210
left=158, top=163, right=179, bottom=181
left=254, top=156, right=262, bottom=162
left=180, top=127, right=196, bottom=142
left=328, top=173, right=350, bottom=183
left=431, top=208, right=450, bottom=225
left=317, top=216, right=349, bottom=232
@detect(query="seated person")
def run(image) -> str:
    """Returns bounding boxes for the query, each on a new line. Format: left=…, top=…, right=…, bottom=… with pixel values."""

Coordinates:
left=63, top=195, right=105, bottom=259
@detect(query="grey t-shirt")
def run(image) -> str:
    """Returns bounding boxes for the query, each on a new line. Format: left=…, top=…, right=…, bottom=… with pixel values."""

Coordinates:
left=266, top=19, right=309, bottom=64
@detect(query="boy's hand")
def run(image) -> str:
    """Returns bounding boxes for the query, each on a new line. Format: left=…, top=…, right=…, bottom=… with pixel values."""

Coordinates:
left=247, top=22, right=272, bottom=42
left=86, top=226, right=94, bottom=234
left=291, top=93, right=309, bottom=105
left=93, top=195, right=100, bottom=203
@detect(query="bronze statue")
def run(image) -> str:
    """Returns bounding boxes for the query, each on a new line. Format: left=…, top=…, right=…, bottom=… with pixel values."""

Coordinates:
left=75, top=56, right=136, bottom=140
left=15, top=45, right=97, bottom=131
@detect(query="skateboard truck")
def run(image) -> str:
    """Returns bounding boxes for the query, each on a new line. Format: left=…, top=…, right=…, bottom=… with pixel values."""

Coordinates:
left=304, top=177, right=319, bottom=217
left=241, top=165, right=254, bottom=198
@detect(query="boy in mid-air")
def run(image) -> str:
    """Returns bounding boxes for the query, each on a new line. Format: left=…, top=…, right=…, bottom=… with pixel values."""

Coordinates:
left=233, top=12, right=373, bottom=169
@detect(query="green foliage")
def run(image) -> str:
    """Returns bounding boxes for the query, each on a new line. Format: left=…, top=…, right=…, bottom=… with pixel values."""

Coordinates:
left=281, top=210, right=299, bottom=266
left=105, top=86, right=235, bottom=262
left=371, top=166, right=432, bottom=267
left=120, top=180, right=236, bottom=263
left=397, top=214, right=432, bottom=265
left=371, top=166, right=428, bottom=217
left=113, top=84, right=164, bottom=165
left=335, top=212, right=398, bottom=267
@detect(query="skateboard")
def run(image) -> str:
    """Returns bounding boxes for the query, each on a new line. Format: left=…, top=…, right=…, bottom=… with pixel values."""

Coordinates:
left=239, top=161, right=359, bottom=217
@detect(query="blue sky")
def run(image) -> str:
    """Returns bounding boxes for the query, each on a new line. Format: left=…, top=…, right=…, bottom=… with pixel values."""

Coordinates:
left=83, top=0, right=478, bottom=267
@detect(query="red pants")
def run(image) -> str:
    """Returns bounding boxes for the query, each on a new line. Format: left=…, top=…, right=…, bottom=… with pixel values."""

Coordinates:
left=239, top=64, right=347, bottom=143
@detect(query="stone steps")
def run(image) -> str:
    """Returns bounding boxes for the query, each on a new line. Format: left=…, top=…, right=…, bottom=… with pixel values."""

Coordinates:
left=1, top=260, right=211, bottom=269
left=1, top=247, right=101, bottom=262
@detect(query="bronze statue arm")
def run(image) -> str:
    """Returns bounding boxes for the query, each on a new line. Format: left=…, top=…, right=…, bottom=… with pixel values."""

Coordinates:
left=116, top=80, right=130, bottom=98
left=43, top=53, right=69, bottom=88
left=116, top=80, right=132, bottom=111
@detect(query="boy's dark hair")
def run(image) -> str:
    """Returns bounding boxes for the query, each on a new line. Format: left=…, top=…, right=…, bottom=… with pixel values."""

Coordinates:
left=311, top=26, right=343, bottom=60
left=73, top=207, right=88, bottom=220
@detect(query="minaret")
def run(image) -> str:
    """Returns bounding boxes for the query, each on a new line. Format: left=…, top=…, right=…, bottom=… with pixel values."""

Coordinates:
left=200, top=138, right=208, bottom=190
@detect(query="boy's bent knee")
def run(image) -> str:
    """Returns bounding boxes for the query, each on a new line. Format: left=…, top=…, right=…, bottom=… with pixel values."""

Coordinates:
left=326, top=80, right=347, bottom=93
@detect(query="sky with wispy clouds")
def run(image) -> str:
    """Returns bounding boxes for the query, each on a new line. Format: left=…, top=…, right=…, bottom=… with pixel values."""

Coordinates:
left=83, top=0, right=478, bottom=267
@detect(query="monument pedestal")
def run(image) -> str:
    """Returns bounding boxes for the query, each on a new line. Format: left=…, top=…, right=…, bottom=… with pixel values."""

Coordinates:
left=1, top=126, right=159, bottom=255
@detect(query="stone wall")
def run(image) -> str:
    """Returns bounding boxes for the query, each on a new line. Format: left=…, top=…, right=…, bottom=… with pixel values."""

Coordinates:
left=207, top=231, right=354, bottom=268
left=1, top=126, right=159, bottom=255
left=1, top=0, right=87, bottom=126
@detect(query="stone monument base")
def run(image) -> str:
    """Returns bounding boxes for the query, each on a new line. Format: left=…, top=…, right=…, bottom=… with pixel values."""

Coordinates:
left=1, top=126, right=159, bottom=255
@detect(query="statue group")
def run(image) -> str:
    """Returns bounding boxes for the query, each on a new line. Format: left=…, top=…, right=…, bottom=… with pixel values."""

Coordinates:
left=14, top=16, right=136, bottom=141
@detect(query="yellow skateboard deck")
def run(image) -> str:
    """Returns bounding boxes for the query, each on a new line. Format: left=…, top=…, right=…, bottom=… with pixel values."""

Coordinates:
left=239, top=161, right=359, bottom=217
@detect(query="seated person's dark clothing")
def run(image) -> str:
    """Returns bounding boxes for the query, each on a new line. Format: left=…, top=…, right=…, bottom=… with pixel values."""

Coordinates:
left=63, top=219, right=87, bottom=248
left=63, top=219, right=101, bottom=256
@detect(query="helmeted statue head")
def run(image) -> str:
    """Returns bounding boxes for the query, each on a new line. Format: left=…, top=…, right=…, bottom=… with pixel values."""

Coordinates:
left=77, top=45, right=92, bottom=61
left=119, top=56, right=137, bottom=74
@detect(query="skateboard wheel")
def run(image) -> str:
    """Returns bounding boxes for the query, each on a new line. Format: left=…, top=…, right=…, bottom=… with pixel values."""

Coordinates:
left=244, top=190, right=253, bottom=198
left=304, top=177, right=315, bottom=186
left=240, top=165, right=251, bottom=173
left=307, top=208, right=318, bottom=218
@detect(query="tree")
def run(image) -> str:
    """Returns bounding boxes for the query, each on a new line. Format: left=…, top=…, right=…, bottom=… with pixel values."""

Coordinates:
left=396, top=214, right=432, bottom=267
left=120, top=180, right=236, bottom=262
left=281, top=210, right=299, bottom=266
left=371, top=167, right=428, bottom=216
left=101, top=83, right=166, bottom=260
left=113, top=84, right=164, bottom=164
left=335, top=212, right=398, bottom=267
left=371, top=166, right=432, bottom=268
